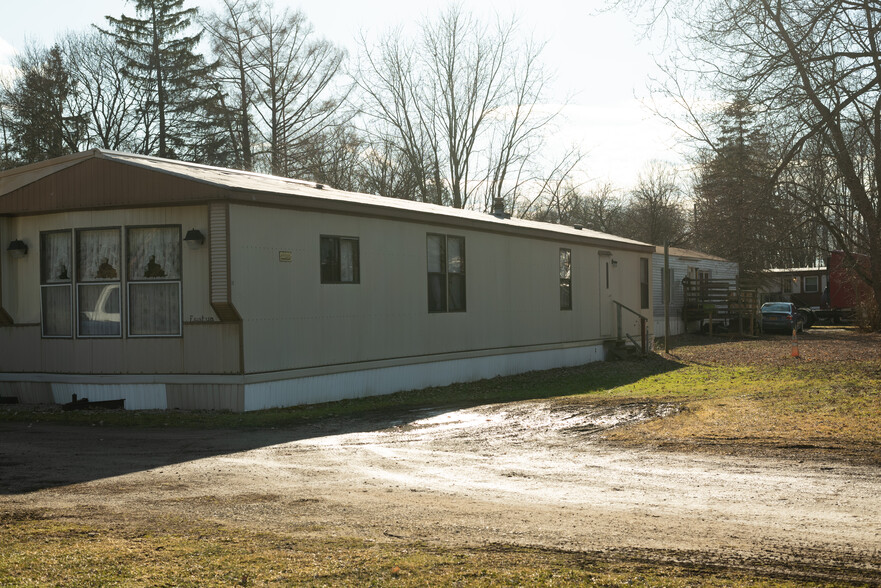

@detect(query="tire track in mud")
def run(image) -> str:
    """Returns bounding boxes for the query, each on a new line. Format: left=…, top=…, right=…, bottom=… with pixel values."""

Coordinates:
left=3, top=399, right=880, bottom=583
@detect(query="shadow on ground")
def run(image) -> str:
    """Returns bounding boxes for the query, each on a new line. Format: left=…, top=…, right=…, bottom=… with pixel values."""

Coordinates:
left=0, top=354, right=686, bottom=495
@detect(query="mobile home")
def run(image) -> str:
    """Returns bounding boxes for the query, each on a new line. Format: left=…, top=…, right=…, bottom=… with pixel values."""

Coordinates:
left=1, top=150, right=654, bottom=411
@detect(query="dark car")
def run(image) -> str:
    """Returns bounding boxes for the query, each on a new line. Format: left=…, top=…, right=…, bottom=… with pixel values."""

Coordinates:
left=760, top=302, right=805, bottom=333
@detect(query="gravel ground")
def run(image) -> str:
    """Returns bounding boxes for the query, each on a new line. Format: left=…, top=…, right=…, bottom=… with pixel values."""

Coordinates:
left=2, top=328, right=880, bottom=583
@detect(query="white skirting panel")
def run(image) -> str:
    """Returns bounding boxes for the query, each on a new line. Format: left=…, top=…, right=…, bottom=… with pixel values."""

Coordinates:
left=52, top=383, right=168, bottom=410
left=244, top=344, right=605, bottom=412
left=653, top=316, right=686, bottom=337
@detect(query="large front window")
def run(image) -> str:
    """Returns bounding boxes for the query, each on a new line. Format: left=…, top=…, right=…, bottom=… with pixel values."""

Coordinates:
left=38, top=225, right=182, bottom=338
left=427, top=234, right=466, bottom=312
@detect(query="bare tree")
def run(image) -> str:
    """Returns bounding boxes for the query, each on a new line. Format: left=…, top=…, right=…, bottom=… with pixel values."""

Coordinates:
left=0, top=97, right=15, bottom=170
left=518, top=148, right=586, bottom=222
left=356, top=4, right=557, bottom=209
left=578, top=182, right=626, bottom=235
left=640, top=0, right=881, bottom=325
left=63, top=31, right=143, bottom=151
left=297, top=124, right=364, bottom=191
left=355, top=28, right=446, bottom=205
left=357, top=135, right=428, bottom=200
left=246, top=5, right=347, bottom=177
left=624, top=161, right=689, bottom=246
left=201, top=0, right=258, bottom=170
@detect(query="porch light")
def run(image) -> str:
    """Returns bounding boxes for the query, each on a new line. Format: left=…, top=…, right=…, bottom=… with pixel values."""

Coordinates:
left=7, top=239, right=28, bottom=258
left=183, top=228, right=205, bottom=248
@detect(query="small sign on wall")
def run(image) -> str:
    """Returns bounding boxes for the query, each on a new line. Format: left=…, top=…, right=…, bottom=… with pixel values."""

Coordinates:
left=279, top=251, right=292, bottom=262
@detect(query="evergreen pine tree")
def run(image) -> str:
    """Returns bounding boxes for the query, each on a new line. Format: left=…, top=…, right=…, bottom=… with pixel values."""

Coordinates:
left=102, top=0, right=225, bottom=160
left=693, top=97, right=779, bottom=275
left=2, top=44, right=86, bottom=164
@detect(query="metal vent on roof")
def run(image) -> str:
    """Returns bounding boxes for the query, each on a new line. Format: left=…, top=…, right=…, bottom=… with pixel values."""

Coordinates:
left=491, top=197, right=511, bottom=219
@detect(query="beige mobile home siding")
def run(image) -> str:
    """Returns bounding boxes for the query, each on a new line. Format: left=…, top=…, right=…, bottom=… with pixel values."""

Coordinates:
left=0, top=206, right=241, bottom=376
left=229, top=204, right=650, bottom=375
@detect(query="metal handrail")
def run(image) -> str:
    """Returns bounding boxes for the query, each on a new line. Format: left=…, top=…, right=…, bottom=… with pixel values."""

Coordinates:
left=612, top=300, right=649, bottom=354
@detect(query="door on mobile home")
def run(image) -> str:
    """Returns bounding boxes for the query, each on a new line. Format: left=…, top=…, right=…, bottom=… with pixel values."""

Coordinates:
left=598, top=252, right=614, bottom=339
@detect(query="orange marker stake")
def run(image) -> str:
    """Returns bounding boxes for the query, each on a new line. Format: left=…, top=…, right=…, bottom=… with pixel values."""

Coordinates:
left=791, top=327, right=800, bottom=358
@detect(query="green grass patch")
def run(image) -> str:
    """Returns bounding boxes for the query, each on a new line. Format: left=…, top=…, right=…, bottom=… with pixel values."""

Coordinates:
left=600, top=360, right=881, bottom=455
left=0, top=515, right=834, bottom=587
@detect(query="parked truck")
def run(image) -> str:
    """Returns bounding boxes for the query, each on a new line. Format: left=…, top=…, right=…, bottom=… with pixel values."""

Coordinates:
left=817, top=250, right=872, bottom=323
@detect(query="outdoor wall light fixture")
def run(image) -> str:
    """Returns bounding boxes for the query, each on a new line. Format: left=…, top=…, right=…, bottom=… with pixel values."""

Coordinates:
left=7, top=239, right=28, bottom=258
left=184, top=228, right=205, bottom=248
left=611, top=259, right=618, bottom=267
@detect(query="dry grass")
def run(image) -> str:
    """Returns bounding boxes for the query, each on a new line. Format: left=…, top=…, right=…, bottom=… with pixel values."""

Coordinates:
left=602, top=328, right=881, bottom=463
left=0, top=513, right=832, bottom=587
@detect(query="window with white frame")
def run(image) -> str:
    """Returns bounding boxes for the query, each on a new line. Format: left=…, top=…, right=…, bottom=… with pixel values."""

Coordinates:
left=40, top=230, right=73, bottom=337
left=126, top=226, right=182, bottom=336
left=803, top=275, right=819, bottom=293
left=76, top=228, right=122, bottom=337
left=560, top=248, right=572, bottom=310
left=38, top=225, right=183, bottom=338
left=320, top=235, right=360, bottom=283
left=427, top=233, right=466, bottom=312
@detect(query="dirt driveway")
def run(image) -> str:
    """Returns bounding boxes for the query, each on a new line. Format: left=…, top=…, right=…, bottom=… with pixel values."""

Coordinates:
left=3, top=393, right=880, bottom=583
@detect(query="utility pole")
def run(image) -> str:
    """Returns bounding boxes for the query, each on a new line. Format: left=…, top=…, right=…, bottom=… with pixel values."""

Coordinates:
left=664, top=241, right=670, bottom=353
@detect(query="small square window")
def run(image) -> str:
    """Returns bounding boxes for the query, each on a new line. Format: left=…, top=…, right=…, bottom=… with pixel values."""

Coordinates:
left=320, top=236, right=360, bottom=284
left=804, top=276, right=819, bottom=293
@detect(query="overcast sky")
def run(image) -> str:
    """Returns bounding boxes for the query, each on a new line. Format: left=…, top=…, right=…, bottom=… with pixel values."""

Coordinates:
left=0, top=0, right=681, bottom=189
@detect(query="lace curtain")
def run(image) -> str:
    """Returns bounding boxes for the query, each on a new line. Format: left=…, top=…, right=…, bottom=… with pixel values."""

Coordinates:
left=127, top=227, right=181, bottom=336
left=40, top=231, right=72, bottom=336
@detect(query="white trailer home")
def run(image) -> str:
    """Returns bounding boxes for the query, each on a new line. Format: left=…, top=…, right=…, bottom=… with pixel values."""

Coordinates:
left=652, top=246, right=740, bottom=336
left=0, top=150, right=654, bottom=411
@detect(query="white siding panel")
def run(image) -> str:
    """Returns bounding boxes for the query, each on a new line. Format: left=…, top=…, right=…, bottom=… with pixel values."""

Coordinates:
left=654, top=316, right=686, bottom=337
left=51, top=383, right=167, bottom=410
left=651, top=253, right=739, bottom=320
left=244, top=344, right=604, bottom=411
